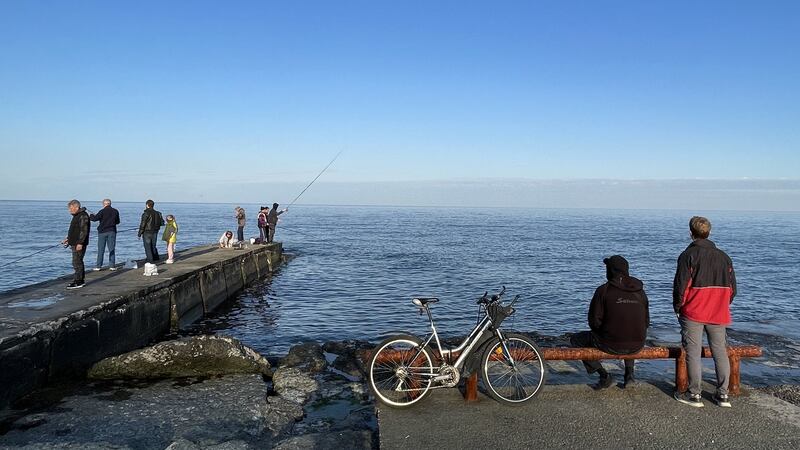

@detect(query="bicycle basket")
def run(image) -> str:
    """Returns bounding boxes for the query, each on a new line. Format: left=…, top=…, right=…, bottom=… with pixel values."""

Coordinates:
left=487, top=303, right=514, bottom=327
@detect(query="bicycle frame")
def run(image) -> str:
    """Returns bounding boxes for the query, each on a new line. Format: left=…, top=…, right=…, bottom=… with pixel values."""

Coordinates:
left=412, top=299, right=518, bottom=375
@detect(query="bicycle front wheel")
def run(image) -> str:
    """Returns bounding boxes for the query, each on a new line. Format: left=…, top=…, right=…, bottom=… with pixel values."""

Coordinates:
left=368, top=334, right=435, bottom=408
left=481, top=333, right=546, bottom=405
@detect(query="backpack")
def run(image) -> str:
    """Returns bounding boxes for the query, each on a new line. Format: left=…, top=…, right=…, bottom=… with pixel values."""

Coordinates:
left=258, top=212, right=267, bottom=227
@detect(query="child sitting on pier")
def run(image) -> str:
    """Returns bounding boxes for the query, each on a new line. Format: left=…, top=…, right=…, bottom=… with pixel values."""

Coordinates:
left=219, top=230, right=238, bottom=248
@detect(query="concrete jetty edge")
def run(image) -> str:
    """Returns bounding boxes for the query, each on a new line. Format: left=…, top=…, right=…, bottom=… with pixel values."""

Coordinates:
left=0, top=242, right=283, bottom=410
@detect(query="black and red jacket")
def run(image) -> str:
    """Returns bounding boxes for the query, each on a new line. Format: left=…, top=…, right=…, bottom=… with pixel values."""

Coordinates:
left=673, top=239, right=737, bottom=325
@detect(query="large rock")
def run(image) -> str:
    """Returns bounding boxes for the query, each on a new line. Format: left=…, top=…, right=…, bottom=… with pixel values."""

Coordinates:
left=272, top=367, right=319, bottom=404
left=274, top=430, right=373, bottom=450
left=0, top=374, right=281, bottom=448
left=87, top=335, right=271, bottom=380
left=279, top=342, right=327, bottom=373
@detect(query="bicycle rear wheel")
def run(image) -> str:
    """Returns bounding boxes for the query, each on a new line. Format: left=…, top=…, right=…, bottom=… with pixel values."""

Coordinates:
left=481, top=333, right=546, bottom=405
left=368, top=334, right=435, bottom=408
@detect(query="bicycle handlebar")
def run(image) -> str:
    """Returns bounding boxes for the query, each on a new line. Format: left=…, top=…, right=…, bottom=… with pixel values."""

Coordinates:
left=476, top=286, right=507, bottom=305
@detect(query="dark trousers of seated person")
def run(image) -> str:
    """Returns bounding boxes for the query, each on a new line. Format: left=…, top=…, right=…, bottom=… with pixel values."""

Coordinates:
left=570, top=331, right=634, bottom=376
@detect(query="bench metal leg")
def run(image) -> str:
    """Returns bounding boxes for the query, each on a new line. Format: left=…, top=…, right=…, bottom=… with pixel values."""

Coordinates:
left=729, top=355, right=741, bottom=396
left=675, top=349, right=688, bottom=393
left=465, top=373, right=479, bottom=402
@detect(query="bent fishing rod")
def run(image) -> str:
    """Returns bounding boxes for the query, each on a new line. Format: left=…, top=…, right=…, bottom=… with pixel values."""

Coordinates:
left=287, top=150, right=342, bottom=208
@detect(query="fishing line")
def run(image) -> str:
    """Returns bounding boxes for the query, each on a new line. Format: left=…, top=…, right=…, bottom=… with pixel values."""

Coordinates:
left=287, top=150, right=343, bottom=207
left=278, top=226, right=316, bottom=238
left=0, top=226, right=144, bottom=269
left=0, top=243, right=64, bottom=269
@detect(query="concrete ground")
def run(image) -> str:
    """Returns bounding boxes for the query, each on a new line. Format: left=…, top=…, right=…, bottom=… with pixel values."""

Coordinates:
left=378, top=382, right=800, bottom=449
left=0, top=245, right=237, bottom=341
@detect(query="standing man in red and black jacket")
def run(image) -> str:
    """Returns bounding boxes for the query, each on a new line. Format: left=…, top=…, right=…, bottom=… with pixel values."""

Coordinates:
left=673, top=216, right=737, bottom=408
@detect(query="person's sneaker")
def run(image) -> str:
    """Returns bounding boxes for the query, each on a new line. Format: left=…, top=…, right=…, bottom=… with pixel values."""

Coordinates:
left=92, top=267, right=102, bottom=271
left=714, top=393, right=732, bottom=408
left=109, top=267, right=117, bottom=271
left=674, top=391, right=704, bottom=407
left=166, top=259, right=174, bottom=264
left=593, top=375, right=614, bottom=390
left=66, top=281, right=85, bottom=290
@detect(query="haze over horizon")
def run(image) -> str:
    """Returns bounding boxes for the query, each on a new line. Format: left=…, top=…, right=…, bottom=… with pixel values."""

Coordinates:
left=1, top=1, right=798, bottom=210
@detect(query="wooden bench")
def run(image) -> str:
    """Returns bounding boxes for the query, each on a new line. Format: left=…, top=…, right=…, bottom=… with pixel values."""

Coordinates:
left=463, top=345, right=762, bottom=402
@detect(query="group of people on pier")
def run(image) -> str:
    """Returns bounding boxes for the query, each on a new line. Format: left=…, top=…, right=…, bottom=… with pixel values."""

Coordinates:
left=573, top=216, right=736, bottom=408
left=62, top=199, right=285, bottom=289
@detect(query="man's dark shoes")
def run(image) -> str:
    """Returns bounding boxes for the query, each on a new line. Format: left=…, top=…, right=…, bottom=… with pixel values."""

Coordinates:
left=66, top=281, right=85, bottom=290
left=593, top=375, right=614, bottom=390
left=674, top=391, right=704, bottom=407
left=622, top=375, right=639, bottom=389
left=713, top=393, right=732, bottom=408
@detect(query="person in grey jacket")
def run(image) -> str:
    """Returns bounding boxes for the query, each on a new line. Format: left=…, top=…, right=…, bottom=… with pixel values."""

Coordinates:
left=267, top=203, right=288, bottom=243
left=235, top=207, right=246, bottom=242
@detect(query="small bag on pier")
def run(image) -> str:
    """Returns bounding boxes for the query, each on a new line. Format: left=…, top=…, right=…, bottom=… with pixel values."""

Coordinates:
left=143, top=263, right=159, bottom=276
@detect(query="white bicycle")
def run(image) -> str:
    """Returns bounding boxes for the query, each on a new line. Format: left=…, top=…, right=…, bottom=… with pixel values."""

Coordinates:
left=368, top=287, right=546, bottom=408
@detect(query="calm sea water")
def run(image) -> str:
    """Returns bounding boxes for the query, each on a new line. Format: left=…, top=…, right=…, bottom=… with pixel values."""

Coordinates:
left=1, top=201, right=799, bottom=385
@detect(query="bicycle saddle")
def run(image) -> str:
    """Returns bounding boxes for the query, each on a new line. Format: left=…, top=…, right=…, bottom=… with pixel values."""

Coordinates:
left=412, top=297, right=440, bottom=306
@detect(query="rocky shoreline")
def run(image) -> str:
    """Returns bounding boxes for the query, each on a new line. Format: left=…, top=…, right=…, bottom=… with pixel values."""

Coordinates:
left=0, top=336, right=377, bottom=449
left=1, top=333, right=799, bottom=449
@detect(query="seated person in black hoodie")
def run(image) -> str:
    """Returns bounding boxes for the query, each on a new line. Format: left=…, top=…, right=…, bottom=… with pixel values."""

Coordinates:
left=570, top=255, right=650, bottom=389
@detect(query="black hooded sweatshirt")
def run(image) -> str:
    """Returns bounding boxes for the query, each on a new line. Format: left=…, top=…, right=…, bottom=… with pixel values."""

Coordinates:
left=588, top=257, right=650, bottom=354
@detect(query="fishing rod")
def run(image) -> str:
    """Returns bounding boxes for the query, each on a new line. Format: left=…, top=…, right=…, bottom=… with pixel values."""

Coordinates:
left=287, top=150, right=343, bottom=208
left=0, top=243, right=64, bottom=269
left=0, top=226, right=142, bottom=269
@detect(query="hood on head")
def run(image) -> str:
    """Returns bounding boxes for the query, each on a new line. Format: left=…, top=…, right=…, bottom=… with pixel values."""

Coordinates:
left=603, top=255, right=643, bottom=292
left=603, top=255, right=629, bottom=280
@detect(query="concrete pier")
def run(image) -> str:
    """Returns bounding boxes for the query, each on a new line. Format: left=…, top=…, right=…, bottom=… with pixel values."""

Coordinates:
left=0, top=242, right=283, bottom=410
left=378, top=384, right=800, bottom=449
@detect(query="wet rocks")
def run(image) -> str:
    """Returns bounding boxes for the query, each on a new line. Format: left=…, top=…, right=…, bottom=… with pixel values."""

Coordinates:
left=0, top=375, right=282, bottom=449
left=87, top=335, right=271, bottom=380
left=279, top=341, right=327, bottom=373
left=272, top=367, right=319, bottom=405
left=323, top=340, right=372, bottom=379
left=274, top=430, right=374, bottom=450
left=4, top=339, right=378, bottom=449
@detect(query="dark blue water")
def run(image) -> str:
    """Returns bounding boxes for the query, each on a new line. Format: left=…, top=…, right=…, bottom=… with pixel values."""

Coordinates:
left=1, top=201, right=799, bottom=385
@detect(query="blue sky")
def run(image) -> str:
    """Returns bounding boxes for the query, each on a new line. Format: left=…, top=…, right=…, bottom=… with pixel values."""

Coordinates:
left=0, top=1, right=798, bottom=208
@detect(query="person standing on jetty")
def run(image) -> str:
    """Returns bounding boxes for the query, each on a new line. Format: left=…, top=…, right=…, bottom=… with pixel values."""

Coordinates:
left=570, top=255, right=649, bottom=389
left=673, top=216, right=737, bottom=408
left=257, top=206, right=269, bottom=244
left=267, top=203, right=288, bottom=243
left=89, top=198, right=120, bottom=271
left=138, top=200, right=164, bottom=263
left=162, top=215, right=178, bottom=264
left=235, top=207, right=246, bottom=242
left=61, top=200, right=90, bottom=289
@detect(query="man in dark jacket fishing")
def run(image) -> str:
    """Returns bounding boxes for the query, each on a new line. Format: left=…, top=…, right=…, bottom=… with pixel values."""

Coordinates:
left=61, top=199, right=90, bottom=289
left=138, top=199, right=164, bottom=263
left=673, top=216, right=736, bottom=408
left=267, top=203, right=288, bottom=243
left=89, top=198, right=120, bottom=271
left=570, top=255, right=650, bottom=389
